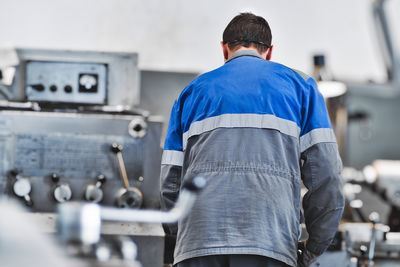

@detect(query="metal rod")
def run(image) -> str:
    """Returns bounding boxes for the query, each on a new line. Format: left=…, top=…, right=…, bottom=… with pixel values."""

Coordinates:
left=367, top=225, right=377, bottom=267
left=116, top=151, right=130, bottom=189
left=373, top=0, right=399, bottom=83
left=367, top=212, right=380, bottom=267
left=100, top=190, right=195, bottom=224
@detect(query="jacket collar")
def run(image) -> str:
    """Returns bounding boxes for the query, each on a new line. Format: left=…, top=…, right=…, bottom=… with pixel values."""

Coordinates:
left=225, top=49, right=264, bottom=63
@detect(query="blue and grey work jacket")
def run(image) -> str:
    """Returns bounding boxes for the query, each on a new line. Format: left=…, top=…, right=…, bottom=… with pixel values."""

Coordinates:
left=160, top=50, right=344, bottom=267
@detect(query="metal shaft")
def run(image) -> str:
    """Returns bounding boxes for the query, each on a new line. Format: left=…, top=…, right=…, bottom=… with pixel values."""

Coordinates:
left=101, top=176, right=206, bottom=223
left=367, top=212, right=380, bottom=267
left=367, top=226, right=376, bottom=267
left=101, top=190, right=196, bottom=223
left=116, top=151, right=130, bottom=189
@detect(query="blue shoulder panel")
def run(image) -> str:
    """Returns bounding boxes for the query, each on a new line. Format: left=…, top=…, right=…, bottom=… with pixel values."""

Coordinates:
left=164, top=55, right=332, bottom=150
left=164, top=100, right=183, bottom=151
left=300, top=78, right=332, bottom=136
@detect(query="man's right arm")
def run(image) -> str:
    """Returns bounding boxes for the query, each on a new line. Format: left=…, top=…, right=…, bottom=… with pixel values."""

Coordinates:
left=160, top=100, right=184, bottom=235
left=160, top=156, right=183, bottom=234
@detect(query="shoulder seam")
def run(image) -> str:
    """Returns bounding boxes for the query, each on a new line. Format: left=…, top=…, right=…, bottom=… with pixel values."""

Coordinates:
left=290, top=68, right=311, bottom=82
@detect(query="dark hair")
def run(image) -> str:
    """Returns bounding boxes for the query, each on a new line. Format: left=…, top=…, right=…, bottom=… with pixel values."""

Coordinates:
left=222, top=12, right=272, bottom=53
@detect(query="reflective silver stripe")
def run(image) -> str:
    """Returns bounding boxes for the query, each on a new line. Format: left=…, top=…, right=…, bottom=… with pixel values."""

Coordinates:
left=162, top=150, right=184, bottom=166
left=300, top=128, right=336, bottom=152
left=182, top=113, right=300, bottom=150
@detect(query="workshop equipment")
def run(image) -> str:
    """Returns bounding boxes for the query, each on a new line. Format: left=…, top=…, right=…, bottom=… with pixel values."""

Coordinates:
left=0, top=48, right=164, bottom=266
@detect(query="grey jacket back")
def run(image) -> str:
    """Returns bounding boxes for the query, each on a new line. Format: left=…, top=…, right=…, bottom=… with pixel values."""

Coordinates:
left=160, top=51, right=344, bottom=266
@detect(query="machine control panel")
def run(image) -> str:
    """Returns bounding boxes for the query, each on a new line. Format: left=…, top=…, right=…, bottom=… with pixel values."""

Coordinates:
left=25, top=61, right=107, bottom=104
left=0, top=111, right=162, bottom=212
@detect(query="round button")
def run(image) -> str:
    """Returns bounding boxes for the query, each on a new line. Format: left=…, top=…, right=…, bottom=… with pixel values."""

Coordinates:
left=50, top=85, right=57, bottom=92
left=128, top=118, right=147, bottom=138
left=64, top=85, right=73, bottom=93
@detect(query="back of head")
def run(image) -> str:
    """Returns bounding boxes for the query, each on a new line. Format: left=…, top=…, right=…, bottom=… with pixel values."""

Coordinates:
left=223, top=13, right=272, bottom=54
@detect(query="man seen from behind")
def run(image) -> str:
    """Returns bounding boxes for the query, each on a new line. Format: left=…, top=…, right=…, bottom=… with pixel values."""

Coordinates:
left=160, top=12, right=344, bottom=267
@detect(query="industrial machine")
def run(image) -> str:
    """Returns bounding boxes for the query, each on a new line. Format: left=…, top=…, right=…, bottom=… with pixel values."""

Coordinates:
left=307, top=0, right=400, bottom=266
left=0, top=48, right=168, bottom=266
left=307, top=160, right=400, bottom=267
left=0, top=175, right=206, bottom=267
left=2, top=0, right=400, bottom=266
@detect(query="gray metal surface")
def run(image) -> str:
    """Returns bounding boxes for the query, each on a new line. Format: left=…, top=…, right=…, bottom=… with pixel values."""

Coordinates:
left=0, top=48, right=166, bottom=267
left=10, top=48, right=140, bottom=107
left=342, top=0, right=400, bottom=168
left=373, top=0, right=400, bottom=85
left=25, top=61, right=107, bottom=104
left=345, top=89, right=400, bottom=168
left=31, top=212, right=164, bottom=267
left=0, top=110, right=162, bottom=211
left=0, top=199, right=88, bottom=267
left=140, top=70, right=198, bottom=142
left=54, top=177, right=204, bottom=266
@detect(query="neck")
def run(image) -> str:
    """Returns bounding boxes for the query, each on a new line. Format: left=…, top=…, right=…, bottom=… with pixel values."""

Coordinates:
left=226, top=47, right=268, bottom=62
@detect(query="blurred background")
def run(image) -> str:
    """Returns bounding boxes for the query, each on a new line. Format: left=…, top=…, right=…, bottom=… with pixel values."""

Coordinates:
left=1, top=0, right=400, bottom=266
left=1, top=0, right=398, bottom=80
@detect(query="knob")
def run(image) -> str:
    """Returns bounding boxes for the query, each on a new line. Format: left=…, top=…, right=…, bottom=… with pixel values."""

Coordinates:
left=50, top=85, right=57, bottom=92
left=369, top=212, right=380, bottom=224
left=183, top=175, right=207, bottom=192
left=30, top=84, right=45, bottom=92
left=54, top=184, right=72, bottom=203
left=64, top=85, right=73, bottom=93
left=97, top=174, right=106, bottom=184
left=115, top=187, right=143, bottom=209
left=95, top=243, right=111, bottom=261
left=12, top=176, right=33, bottom=206
left=111, top=143, right=123, bottom=153
left=84, top=175, right=106, bottom=203
left=50, top=173, right=60, bottom=183
left=128, top=118, right=147, bottom=138
left=79, top=74, right=97, bottom=90
left=13, top=177, right=31, bottom=197
left=360, top=245, right=368, bottom=255
left=85, top=185, right=103, bottom=203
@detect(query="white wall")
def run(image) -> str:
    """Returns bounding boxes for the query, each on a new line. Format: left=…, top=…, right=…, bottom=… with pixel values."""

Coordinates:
left=0, top=0, right=399, bottom=82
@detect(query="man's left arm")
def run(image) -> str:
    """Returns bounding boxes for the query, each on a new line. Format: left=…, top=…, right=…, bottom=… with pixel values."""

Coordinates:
left=298, top=78, right=345, bottom=266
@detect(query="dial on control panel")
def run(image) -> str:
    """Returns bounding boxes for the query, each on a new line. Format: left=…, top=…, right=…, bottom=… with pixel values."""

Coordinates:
left=50, top=173, right=72, bottom=203
left=13, top=175, right=33, bottom=206
left=115, top=187, right=143, bottom=209
left=85, top=174, right=106, bottom=203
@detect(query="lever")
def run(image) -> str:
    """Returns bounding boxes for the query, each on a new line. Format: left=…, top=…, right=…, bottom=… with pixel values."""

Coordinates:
left=367, top=212, right=380, bottom=267
left=57, top=175, right=206, bottom=245
left=111, top=143, right=144, bottom=209
left=111, top=143, right=130, bottom=189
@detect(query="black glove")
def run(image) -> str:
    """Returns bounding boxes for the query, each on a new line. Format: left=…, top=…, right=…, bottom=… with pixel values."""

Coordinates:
left=162, top=224, right=177, bottom=264
left=297, top=242, right=320, bottom=267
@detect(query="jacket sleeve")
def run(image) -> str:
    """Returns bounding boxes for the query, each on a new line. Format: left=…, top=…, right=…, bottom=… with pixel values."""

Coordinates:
left=299, top=78, right=344, bottom=257
left=160, top=100, right=184, bottom=235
